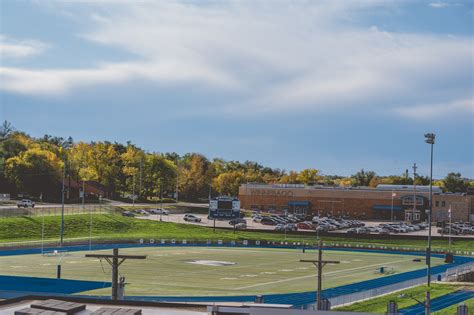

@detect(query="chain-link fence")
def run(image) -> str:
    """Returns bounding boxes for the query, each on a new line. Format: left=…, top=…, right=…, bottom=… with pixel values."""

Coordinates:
left=0, top=205, right=115, bottom=218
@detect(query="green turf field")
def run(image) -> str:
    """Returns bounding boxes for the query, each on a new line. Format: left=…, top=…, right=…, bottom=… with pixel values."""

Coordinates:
left=0, top=247, right=445, bottom=296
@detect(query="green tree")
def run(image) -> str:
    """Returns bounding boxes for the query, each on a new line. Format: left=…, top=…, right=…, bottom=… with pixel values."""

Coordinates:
left=142, top=154, right=177, bottom=199
left=443, top=172, right=467, bottom=193
left=351, top=169, right=376, bottom=187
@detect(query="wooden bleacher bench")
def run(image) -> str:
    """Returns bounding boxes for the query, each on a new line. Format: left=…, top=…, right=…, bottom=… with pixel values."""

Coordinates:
left=91, top=307, right=142, bottom=315
left=15, top=307, right=66, bottom=315
left=29, top=300, right=86, bottom=315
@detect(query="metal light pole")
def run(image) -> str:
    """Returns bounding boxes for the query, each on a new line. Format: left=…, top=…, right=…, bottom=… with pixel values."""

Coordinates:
left=82, top=180, right=85, bottom=209
left=424, top=132, right=435, bottom=315
left=160, top=178, right=163, bottom=222
left=132, top=174, right=136, bottom=208
left=59, top=137, right=72, bottom=247
left=60, top=159, right=66, bottom=247
left=390, top=190, right=394, bottom=221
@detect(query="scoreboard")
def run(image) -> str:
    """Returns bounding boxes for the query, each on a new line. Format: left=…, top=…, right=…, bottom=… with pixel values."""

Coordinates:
left=209, top=197, right=240, bottom=219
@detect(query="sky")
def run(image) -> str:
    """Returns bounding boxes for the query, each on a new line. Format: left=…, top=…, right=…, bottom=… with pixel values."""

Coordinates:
left=0, top=0, right=473, bottom=178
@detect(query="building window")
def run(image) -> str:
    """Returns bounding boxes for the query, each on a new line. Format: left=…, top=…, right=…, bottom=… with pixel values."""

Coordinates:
left=441, top=201, right=446, bottom=207
left=250, top=205, right=260, bottom=211
left=435, top=201, right=439, bottom=207
left=268, top=205, right=277, bottom=211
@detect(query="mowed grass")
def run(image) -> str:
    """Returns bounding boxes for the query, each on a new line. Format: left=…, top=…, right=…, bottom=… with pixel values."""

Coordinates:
left=0, top=247, right=445, bottom=296
left=0, top=214, right=473, bottom=253
left=335, top=283, right=460, bottom=314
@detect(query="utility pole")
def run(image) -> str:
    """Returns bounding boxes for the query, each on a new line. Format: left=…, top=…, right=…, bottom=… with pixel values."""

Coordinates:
left=300, top=240, right=340, bottom=310
left=85, top=249, right=146, bottom=300
left=412, top=163, right=418, bottom=222
left=60, top=159, right=67, bottom=247
left=175, top=165, right=179, bottom=204
left=209, top=184, right=216, bottom=232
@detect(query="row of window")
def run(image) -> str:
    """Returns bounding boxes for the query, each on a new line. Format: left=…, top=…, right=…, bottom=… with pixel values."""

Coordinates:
left=435, top=201, right=446, bottom=207
left=251, top=202, right=451, bottom=212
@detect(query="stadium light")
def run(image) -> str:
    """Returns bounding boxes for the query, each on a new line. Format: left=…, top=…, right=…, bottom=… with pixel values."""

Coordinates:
left=424, top=132, right=435, bottom=315
left=59, top=137, right=73, bottom=247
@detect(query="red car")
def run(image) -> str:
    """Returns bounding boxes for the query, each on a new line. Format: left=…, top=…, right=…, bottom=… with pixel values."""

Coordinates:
left=297, top=221, right=315, bottom=230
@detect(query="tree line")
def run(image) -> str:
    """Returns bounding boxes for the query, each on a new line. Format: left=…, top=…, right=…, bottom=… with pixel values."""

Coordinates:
left=0, top=121, right=472, bottom=202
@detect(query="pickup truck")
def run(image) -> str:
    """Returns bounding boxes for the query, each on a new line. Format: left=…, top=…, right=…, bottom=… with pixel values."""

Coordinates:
left=17, top=199, right=35, bottom=208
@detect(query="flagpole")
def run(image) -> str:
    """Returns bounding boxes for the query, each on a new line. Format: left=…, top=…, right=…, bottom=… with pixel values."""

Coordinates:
left=448, top=203, right=452, bottom=249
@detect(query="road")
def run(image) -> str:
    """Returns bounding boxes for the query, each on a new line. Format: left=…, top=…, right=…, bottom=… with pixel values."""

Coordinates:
left=0, top=199, right=208, bottom=210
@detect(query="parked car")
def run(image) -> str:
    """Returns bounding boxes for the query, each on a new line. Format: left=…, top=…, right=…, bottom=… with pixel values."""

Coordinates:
left=252, top=215, right=263, bottom=223
left=17, top=199, right=35, bottom=208
left=183, top=214, right=201, bottom=222
left=150, top=208, right=169, bottom=215
left=297, top=221, right=315, bottom=230
left=122, top=211, right=135, bottom=217
left=235, top=222, right=247, bottom=230
left=261, top=217, right=278, bottom=225
left=137, top=209, right=150, bottom=215
left=229, top=218, right=246, bottom=225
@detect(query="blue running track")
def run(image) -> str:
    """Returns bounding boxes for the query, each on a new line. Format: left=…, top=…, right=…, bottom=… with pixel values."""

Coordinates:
left=399, top=290, right=474, bottom=314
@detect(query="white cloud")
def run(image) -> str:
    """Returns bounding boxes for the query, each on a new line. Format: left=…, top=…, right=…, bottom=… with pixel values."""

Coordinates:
left=0, top=1, right=472, bottom=120
left=429, top=2, right=449, bottom=8
left=0, top=35, right=49, bottom=59
left=393, top=99, right=474, bottom=120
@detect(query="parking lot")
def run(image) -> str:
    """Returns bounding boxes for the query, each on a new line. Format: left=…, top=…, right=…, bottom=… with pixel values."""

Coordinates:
left=132, top=209, right=474, bottom=238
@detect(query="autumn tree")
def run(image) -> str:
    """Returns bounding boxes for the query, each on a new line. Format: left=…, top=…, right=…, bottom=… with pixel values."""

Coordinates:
left=178, top=154, right=212, bottom=201
left=213, top=171, right=245, bottom=196
left=4, top=148, right=63, bottom=199
left=297, top=168, right=320, bottom=185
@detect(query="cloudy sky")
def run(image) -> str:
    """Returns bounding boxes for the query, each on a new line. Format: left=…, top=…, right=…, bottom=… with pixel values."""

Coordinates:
left=1, top=0, right=473, bottom=178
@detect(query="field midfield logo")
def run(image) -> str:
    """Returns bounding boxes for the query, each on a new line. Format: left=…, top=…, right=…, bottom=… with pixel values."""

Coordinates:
left=187, top=260, right=236, bottom=267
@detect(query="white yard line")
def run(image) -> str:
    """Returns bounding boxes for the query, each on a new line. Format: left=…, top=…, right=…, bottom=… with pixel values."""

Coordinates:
left=233, top=258, right=413, bottom=290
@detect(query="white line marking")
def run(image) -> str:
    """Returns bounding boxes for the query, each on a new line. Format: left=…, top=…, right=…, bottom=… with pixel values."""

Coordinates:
left=234, top=258, right=412, bottom=290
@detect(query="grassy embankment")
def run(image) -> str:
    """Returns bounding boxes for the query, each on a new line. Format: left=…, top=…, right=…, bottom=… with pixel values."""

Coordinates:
left=0, top=214, right=473, bottom=253
left=335, top=284, right=461, bottom=314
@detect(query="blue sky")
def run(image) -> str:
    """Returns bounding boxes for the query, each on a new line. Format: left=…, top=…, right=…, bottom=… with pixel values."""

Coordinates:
left=1, top=0, right=473, bottom=178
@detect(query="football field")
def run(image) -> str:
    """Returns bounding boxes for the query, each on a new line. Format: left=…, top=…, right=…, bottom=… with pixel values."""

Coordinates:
left=0, top=246, right=444, bottom=296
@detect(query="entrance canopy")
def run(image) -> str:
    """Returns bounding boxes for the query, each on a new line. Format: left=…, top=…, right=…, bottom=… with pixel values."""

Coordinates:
left=372, top=205, right=403, bottom=211
left=288, top=201, right=310, bottom=207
